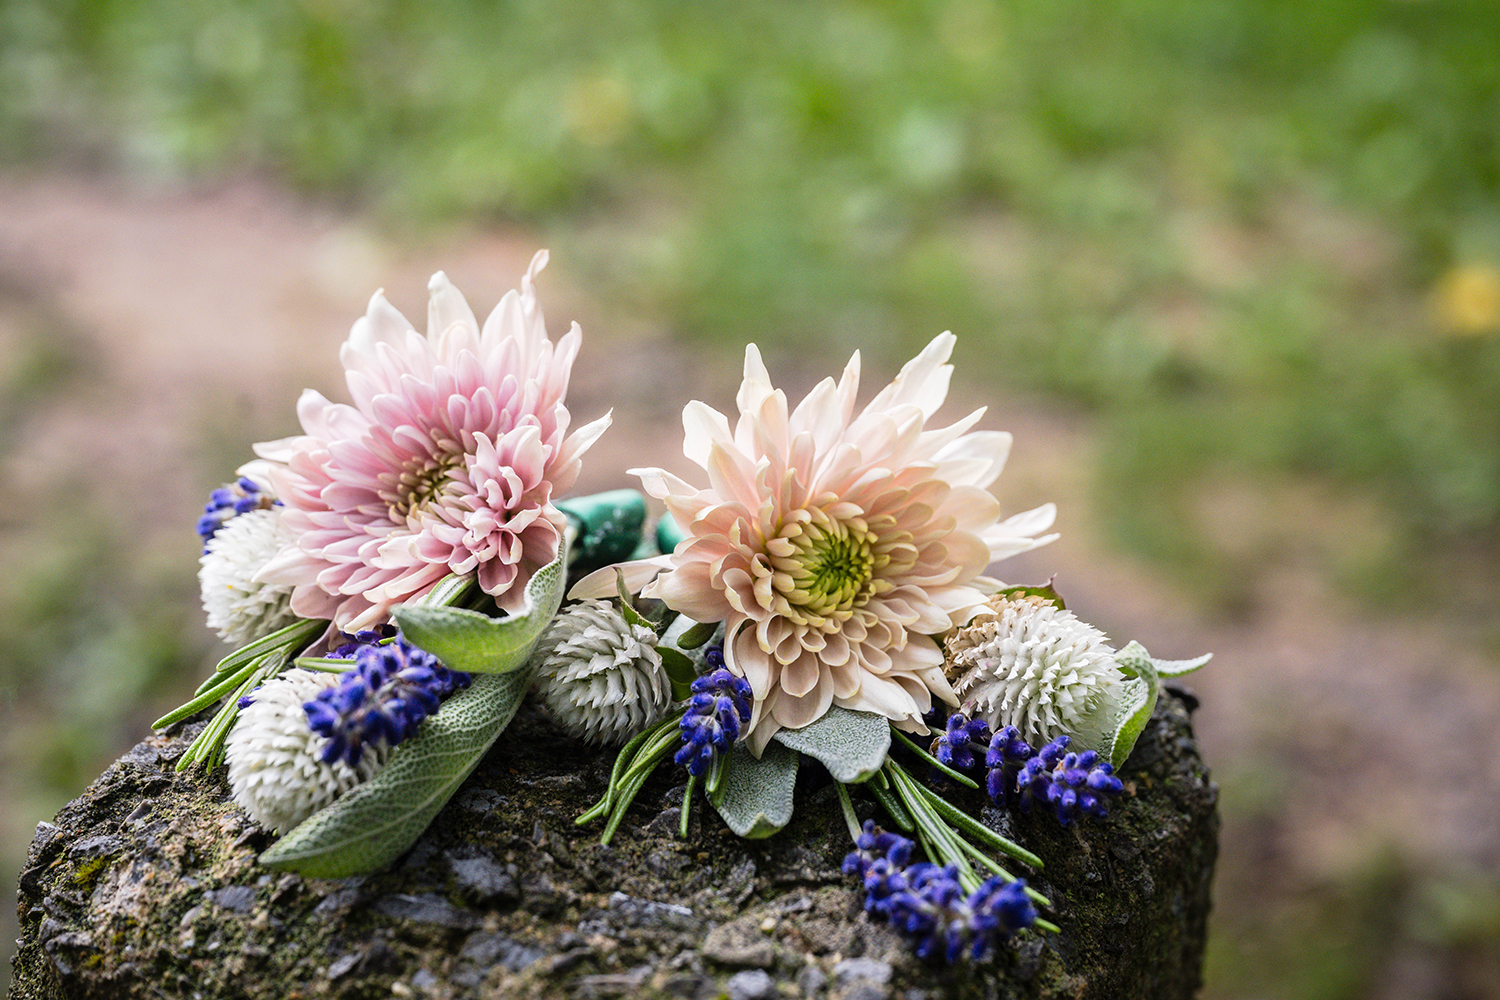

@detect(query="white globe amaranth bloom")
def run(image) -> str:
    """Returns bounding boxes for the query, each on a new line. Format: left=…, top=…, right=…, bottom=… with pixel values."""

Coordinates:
left=226, top=668, right=390, bottom=834
left=200, top=507, right=301, bottom=646
left=532, top=599, right=671, bottom=746
left=944, top=594, right=1126, bottom=750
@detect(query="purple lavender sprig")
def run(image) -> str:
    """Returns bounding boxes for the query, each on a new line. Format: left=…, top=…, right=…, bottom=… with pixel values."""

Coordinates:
left=932, top=711, right=993, bottom=772
left=328, top=624, right=400, bottom=659
left=303, top=637, right=471, bottom=767
left=841, top=818, right=916, bottom=916
left=984, top=724, right=1036, bottom=802
left=196, top=476, right=278, bottom=551
left=674, top=660, right=753, bottom=777
left=842, top=820, right=1037, bottom=962
left=1014, top=735, right=1125, bottom=825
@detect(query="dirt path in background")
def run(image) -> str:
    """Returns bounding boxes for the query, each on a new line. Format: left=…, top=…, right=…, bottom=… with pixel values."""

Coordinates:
left=3, top=173, right=1498, bottom=995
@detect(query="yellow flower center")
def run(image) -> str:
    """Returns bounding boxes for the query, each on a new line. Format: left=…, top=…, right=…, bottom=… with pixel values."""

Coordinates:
left=768, top=508, right=882, bottom=625
left=388, top=453, right=462, bottom=526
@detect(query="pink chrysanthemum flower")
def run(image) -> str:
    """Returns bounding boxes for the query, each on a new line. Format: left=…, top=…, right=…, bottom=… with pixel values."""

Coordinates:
left=573, top=333, right=1056, bottom=753
left=253, top=251, right=610, bottom=630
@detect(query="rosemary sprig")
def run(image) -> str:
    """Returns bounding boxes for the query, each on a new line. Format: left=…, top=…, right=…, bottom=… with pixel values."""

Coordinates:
left=160, top=618, right=330, bottom=772
left=576, top=713, right=684, bottom=845
left=189, top=618, right=328, bottom=693
left=883, top=761, right=1053, bottom=910
left=890, top=727, right=980, bottom=789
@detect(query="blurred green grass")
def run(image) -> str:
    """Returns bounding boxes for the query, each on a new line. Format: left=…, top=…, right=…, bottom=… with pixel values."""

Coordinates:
left=7, top=0, right=1498, bottom=606
left=3, top=1, right=1500, bottom=996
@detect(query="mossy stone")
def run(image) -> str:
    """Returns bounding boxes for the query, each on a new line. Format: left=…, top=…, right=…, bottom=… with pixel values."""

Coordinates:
left=10, top=692, right=1216, bottom=999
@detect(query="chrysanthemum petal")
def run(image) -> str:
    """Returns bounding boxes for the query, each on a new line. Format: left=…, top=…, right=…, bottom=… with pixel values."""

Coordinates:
left=345, top=289, right=416, bottom=361
left=984, top=503, right=1060, bottom=561
left=862, top=332, right=955, bottom=419
left=568, top=556, right=674, bottom=600
left=252, top=255, right=604, bottom=628
left=426, top=271, right=480, bottom=355
left=593, top=335, right=1055, bottom=750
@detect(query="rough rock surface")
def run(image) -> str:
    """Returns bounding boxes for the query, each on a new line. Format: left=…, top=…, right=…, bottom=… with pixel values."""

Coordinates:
left=10, top=691, right=1216, bottom=1000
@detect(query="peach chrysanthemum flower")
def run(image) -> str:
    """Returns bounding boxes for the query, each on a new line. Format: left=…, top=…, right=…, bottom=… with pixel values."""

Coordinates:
left=253, top=251, right=610, bottom=630
left=573, top=334, right=1056, bottom=753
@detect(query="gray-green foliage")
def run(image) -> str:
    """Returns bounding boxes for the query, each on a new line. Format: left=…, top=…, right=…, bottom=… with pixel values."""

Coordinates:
left=1076, top=642, right=1212, bottom=770
left=258, top=545, right=568, bottom=876
left=393, top=550, right=566, bottom=675
left=772, top=706, right=890, bottom=784
left=710, top=741, right=798, bottom=839
left=258, top=669, right=533, bottom=877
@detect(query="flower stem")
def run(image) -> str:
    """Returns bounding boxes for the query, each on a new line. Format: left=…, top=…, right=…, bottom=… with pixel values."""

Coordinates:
left=948, top=833, right=1053, bottom=909
left=154, top=659, right=258, bottom=730
left=888, top=764, right=982, bottom=893
left=834, top=782, right=863, bottom=843
left=292, top=656, right=361, bottom=673
left=890, top=727, right=980, bottom=790
left=177, top=660, right=271, bottom=771
left=679, top=774, right=697, bottom=839
left=602, top=764, right=657, bottom=846
left=906, top=776, right=1044, bottom=870
left=577, top=718, right=665, bottom=825
left=705, top=744, right=729, bottom=796
left=193, top=617, right=327, bottom=693
left=867, top=771, right=915, bottom=831
left=581, top=715, right=683, bottom=845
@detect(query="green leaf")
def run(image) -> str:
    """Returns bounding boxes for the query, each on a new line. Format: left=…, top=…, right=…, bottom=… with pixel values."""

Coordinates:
left=657, top=647, right=698, bottom=686
left=422, top=573, right=478, bottom=610
left=1151, top=652, right=1213, bottom=677
left=614, top=570, right=656, bottom=632
left=259, top=669, right=532, bottom=877
left=996, top=581, right=1066, bottom=609
left=197, top=617, right=328, bottom=688
left=1096, top=676, right=1157, bottom=770
left=155, top=658, right=262, bottom=730
left=1080, top=640, right=1209, bottom=768
left=292, top=656, right=358, bottom=673
left=660, top=616, right=725, bottom=669
left=392, top=541, right=567, bottom=674
left=596, top=720, right=682, bottom=846
left=710, top=741, right=798, bottom=838
left=674, top=619, right=718, bottom=650
left=771, top=707, right=890, bottom=784
left=705, top=745, right=729, bottom=797
left=889, top=727, right=978, bottom=789
left=1093, top=644, right=1161, bottom=770
left=1111, top=639, right=1154, bottom=680
left=259, top=545, right=568, bottom=874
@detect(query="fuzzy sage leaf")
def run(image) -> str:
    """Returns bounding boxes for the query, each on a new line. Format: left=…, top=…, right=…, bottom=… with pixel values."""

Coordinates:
left=771, top=706, right=890, bottom=783
left=258, top=669, right=532, bottom=877
left=710, top=741, right=798, bottom=838
left=1149, top=651, right=1213, bottom=677
left=1094, top=642, right=1160, bottom=769
left=391, top=541, right=567, bottom=674
left=260, top=542, right=569, bottom=875
left=1085, top=641, right=1211, bottom=769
